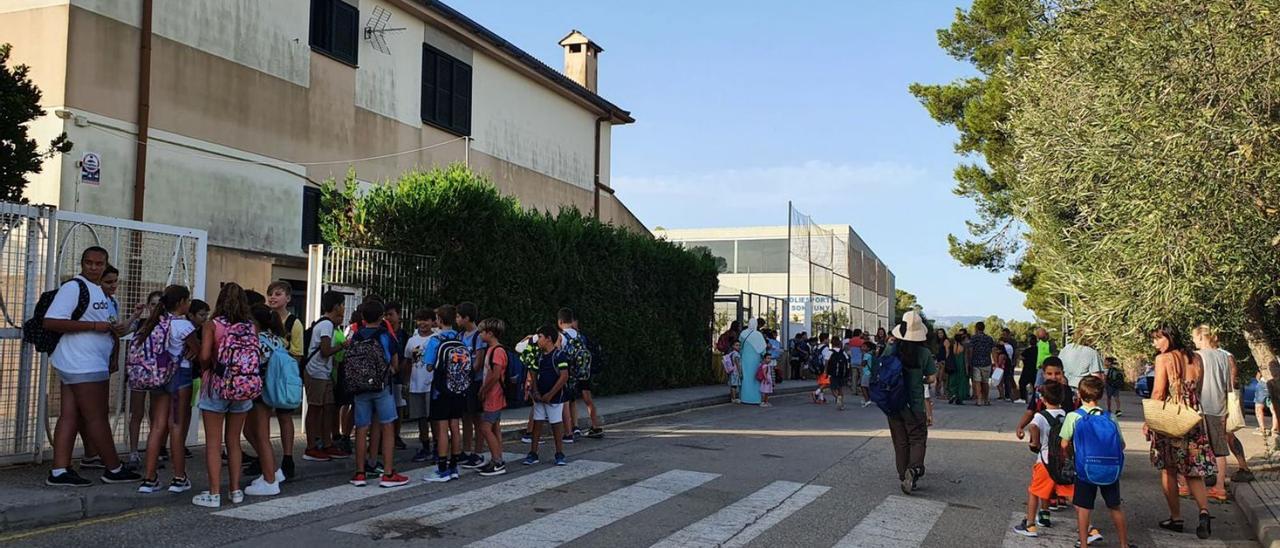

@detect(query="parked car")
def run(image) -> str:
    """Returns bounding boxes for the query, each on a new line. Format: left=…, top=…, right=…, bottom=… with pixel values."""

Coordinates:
left=1135, top=369, right=1155, bottom=398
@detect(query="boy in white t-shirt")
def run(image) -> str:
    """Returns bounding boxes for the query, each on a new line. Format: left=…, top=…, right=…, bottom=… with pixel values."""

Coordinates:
left=1014, top=381, right=1079, bottom=538
left=406, top=308, right=437, bottom=463
left=303, top=291, right=347, bottom=462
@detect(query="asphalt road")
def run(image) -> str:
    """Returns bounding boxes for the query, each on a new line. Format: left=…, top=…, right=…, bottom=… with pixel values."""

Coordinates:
left=1, top=390, right=1261, bottom=547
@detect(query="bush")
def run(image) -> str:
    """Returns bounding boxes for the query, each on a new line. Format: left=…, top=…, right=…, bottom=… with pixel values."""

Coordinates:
left=321, top=166, right=721, bottom=395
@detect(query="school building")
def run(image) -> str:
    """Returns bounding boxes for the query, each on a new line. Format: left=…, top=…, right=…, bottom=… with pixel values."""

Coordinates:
left=655, top=225, right=895, bottom=333
left=5, top=0, right=641, bottom=301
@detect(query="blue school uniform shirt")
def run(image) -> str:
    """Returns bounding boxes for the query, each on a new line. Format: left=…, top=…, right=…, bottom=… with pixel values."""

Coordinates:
left=535, top=349, right=571, bottom=404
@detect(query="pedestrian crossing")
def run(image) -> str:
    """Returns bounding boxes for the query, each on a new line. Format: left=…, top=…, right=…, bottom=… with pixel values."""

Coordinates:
left=215, top=460, right=1254, bottom=547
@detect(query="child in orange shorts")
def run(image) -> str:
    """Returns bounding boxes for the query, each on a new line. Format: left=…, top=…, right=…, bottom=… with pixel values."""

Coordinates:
left=1013, top=381, right=1076, bottom=538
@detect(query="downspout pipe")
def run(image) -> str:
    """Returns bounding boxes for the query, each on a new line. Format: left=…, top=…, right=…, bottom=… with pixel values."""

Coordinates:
left=132, top=0, right=153, bottom=221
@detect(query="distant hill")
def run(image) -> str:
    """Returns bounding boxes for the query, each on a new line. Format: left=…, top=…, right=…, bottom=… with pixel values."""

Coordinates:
left=929, top=315, right=985, bottom=328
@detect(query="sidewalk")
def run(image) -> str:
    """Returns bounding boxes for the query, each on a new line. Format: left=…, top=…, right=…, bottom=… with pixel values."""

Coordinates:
left=0, top=381, right=811, bottom=532
left=1232, top=428, right=1280, bottom=548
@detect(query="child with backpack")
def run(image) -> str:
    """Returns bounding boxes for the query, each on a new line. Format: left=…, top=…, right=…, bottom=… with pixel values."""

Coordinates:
left=134, top=285, right=192, bottom=494
left=1061, top=376, right=1131, bottom=548
left=346, top=301, right=408, bottom=488
left=524, top=325, right=571, bottom=466
left=193, top=283, right=259, bottom=508
left=1013, top=381, right=1080, bottom=538
left=723, top=341, right=742, bottom=403
left=302, top=292, right=348, bottom=463
left=1104, top=357, right=1124, bottom=416
left=476, top=318, right=510, bottom=476
left=859, top=341, right=875, bottom=407
left=561, top=310, right=604, bottom=440
left=456, top=302, right=487, bottom=469
left=758, top=352, right=776, bottom=407
left=825, top=338, right=851, bottom=410
left=265, top=281, right=303, bottom=478
left=424, top=305, right=468, bottom=483
left=240, top=305, right=284, bottom=496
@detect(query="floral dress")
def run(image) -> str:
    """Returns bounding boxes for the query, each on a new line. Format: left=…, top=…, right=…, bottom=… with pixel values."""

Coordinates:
left=1149, top=354, right=1217, bottom=478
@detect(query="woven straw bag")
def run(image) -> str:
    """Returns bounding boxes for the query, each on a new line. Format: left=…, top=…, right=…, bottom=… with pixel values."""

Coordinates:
left=1142, top=353, right=1201, bottom=438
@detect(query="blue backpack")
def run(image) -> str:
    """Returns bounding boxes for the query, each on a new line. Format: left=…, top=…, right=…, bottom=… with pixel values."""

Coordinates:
left=869, top=353, right=908, bottom=415
left=261, top=335, right=303, bottom=410
left=490, top=345, right=527, bottom=404
left=1072, top=408, right=1124, bottom=485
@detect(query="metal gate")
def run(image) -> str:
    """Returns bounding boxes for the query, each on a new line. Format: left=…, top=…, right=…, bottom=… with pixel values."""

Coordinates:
left=713, top=290, right=785, bottom=333
left=304, top=245, right=437, bottom=325
left=0, top=202, right=207, bottom=464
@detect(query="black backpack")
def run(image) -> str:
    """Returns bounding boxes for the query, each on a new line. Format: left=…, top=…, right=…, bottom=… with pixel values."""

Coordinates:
left=23, top=278, right=90, bottom=354
left=808, top=345, right=827, bottom=374
left=342, top=328, right=390, bottom=395
left=1041, top=410, right=1077, bottom=485
left=583, top=333, right=604, bottom=377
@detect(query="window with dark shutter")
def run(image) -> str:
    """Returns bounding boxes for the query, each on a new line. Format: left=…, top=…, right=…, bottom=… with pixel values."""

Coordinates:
left=302, top=186, right=323, bottom=248
left=421, top=44, right=472, bottom=136
left=310, top=0, right=358, bottom=66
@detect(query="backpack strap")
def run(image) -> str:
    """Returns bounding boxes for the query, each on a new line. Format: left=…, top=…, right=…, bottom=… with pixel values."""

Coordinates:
left=69, top=278, right=90, bottom=321
left=284, top=314, right=298, bottom=343
left=303, top=317, right=334, bottom=363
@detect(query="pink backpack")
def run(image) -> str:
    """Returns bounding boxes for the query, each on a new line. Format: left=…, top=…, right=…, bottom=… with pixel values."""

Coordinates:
left=209, top=318, right=262, bottom=401
left=126, top=314, right=176, bottom=390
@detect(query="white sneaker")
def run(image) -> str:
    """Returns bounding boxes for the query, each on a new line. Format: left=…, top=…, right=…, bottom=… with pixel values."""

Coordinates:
left=245, top=476, right=281, bottom=496
left=274, top=468, right=286, bottom=484
left=1014, top=399, right=1026, bottom=404
left=192, top=491, right=221, bottom=508
left=230, top=489, right=245, bottom=504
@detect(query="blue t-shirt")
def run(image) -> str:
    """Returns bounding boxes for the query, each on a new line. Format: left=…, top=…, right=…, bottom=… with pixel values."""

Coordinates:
left=421, top=328, right=459, bottom=371
left=463, top=329, right=487, bottom=381
left=535, top=349, right=571, bottom=403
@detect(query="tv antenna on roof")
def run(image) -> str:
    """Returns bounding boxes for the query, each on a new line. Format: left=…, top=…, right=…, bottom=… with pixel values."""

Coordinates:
left=364, top=6, right=405, bottom=55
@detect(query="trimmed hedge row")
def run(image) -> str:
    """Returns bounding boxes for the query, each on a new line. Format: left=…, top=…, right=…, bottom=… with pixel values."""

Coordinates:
left=321, top=166, right=721, bottom=395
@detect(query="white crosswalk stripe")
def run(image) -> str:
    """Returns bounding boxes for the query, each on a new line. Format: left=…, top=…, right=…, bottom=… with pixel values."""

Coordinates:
left=650, top=481, right=830, bottom=548
left=465, top=469, right=720, bottom=548
left=834, top=495, right=947, bottom=548
left=213, top=453, right=523, bottom=521
left=332, top=460, right=621, bottom=538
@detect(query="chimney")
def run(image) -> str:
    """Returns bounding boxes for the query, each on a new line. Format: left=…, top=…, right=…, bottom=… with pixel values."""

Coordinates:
left=559, top=29, right=601, bottom=93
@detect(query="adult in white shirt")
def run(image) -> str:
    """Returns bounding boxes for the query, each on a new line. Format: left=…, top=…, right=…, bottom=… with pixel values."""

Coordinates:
left=45, top=247, right=137, bottom=487
left=1058, top=330, right=1105, bottom=392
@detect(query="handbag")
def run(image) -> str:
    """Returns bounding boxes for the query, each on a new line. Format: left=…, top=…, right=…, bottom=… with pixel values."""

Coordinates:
left=1142, top=353, right=1202, bottom=437
left=1227, top=389, right=1246, bottom=432
left=990, top=366, right=1005, bottom=385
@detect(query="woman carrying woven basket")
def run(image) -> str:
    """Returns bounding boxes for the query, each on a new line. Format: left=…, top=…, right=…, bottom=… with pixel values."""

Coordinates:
left=1144, top=325, right=1215, bottom=539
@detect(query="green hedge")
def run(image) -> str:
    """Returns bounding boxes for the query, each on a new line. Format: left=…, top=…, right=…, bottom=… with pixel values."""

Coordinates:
left=321, top=166, right=721, bottom=395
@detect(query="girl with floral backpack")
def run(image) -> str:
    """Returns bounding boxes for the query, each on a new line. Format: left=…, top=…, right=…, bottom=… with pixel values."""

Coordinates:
left=132, top=285, right=190, bottom=495
left=193, top=283, right=260, bottom=508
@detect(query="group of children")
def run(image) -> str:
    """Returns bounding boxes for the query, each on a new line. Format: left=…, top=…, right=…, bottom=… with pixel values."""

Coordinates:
left=721, top=341, right=779, bottom=406
left=722, top=328, right=881, bottom=412
left=52, top=261, right=605, bottom=507
left=1013, top=358, right=1133, bottom=548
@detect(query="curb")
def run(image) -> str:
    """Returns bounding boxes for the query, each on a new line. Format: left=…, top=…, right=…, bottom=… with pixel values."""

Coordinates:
left=0, top=384, right=812, bottom=533
left=1235, top=481, right=1280, bottom=548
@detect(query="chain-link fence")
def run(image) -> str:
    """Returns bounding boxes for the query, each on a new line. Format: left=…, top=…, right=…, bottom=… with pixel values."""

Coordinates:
left=0, top=203, right=207, bottom=464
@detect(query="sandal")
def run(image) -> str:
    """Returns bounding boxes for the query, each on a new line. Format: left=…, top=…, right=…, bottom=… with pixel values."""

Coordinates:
left=1159, top=518, right=1184, bottom=532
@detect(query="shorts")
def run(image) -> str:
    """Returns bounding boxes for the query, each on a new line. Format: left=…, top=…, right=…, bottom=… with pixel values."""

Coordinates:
left=1204, top=414, right=1230, bottom=457
left=576, top=380, right=592, bottom=393
left=406, top=391, right=431, bottom=421
left=972, top=366, right=992, bottom=383
left=305, top=375, right=335, bottom=406
left=1073, top=479, right=1122, bottom=510
left=198, top=389, right=253, bottom=414
left=353, top=387, right=397, bottom=428
left=923, top=385, right=932, bottom=401
left=860, top=372, right=871, bottom=388
left=56, top=369, right=110, bottom=385
left=533, top=402, right=564, bottom=424
left=1029, top=461, right=1076, bottom=500
left=729, top=370, right=742, bottom=388
left=167, top=367, right=195, bottom=392
left=1257, top=381, right=1272, bottom=407
left=429, top=392, right=467, bottom=421
left=481, top=410, right=502, bottom=424
left=1105, top=384, right=1120, bottom=397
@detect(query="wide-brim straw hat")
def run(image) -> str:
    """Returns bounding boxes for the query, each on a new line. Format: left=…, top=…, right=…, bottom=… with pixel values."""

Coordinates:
left=892, top=310, right=928, bottom=342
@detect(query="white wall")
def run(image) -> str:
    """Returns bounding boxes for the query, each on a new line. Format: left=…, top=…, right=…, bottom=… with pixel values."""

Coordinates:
left=53, top=112, right=306, bottom=257
left=68, top=0, right=312, bottom=86
left=355, top=0, right=423, bottom=126
left=470, top=53, right=596, bottom=190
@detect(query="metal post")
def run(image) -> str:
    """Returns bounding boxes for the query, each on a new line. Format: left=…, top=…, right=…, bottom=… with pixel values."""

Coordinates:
left=33, top=208, right=57, bottom=462
left=785, top=201, right=792, bottom=343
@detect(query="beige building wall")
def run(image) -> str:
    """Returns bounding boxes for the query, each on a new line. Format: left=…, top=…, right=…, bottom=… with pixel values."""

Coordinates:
left=4, top=1, right=645, bottom=291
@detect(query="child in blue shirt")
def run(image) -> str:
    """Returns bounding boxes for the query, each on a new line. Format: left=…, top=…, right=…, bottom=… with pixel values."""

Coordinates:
left=524, top=325, right=570, bottom=466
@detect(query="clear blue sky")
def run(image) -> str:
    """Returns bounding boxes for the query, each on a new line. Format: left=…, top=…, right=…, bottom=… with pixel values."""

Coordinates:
left=449, top=0, right=1035, bottom=321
